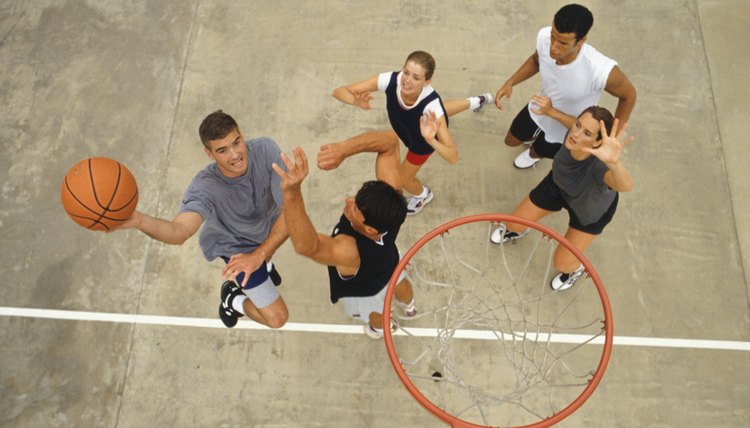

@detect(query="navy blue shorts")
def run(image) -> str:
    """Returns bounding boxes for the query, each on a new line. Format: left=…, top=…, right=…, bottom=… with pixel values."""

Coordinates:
left=509, top=106, right=562, bottom=159
left=529, top=172, right=618, bottom=235
left=220, top=257, right=269, bottom=290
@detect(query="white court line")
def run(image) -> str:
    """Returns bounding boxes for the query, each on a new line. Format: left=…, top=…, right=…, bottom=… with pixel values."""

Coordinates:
left=1, top=306, right=749, bottom=352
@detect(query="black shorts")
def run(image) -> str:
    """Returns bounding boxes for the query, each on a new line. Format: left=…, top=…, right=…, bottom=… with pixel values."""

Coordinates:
left=509, top=106, right=562, bottom=159
left=529, top=172, right=618, bottom=235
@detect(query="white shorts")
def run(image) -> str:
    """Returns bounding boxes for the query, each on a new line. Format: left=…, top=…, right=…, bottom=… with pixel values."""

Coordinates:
left=243, top=278, right=279, bottom=309
left=338, top=270, right=406, bottom=323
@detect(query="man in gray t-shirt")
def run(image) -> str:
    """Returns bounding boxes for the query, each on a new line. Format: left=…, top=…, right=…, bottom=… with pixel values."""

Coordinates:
left=117, top=110, right=290, bottom=329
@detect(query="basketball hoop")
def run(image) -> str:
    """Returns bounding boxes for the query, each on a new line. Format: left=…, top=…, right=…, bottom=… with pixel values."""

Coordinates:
left=383, top=214, right=614, bottom=427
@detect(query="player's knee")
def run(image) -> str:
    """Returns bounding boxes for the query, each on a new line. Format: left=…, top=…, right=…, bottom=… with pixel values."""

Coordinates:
left=504, top=132, right=523, bottom=147
left=266, top=310, right=288, bottom=329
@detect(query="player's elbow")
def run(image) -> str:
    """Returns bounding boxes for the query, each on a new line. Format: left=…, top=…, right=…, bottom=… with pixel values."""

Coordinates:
left=293, top=241, right=318, bottom=258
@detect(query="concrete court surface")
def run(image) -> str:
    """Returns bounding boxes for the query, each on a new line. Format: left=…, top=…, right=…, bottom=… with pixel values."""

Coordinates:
left=1, top=0, right=748, bottom=426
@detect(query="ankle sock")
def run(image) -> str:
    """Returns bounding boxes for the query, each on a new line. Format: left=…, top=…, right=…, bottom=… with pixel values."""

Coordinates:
left=232, top=295, right=248, bottom=314
left=468, top=96, right=481, bottom=110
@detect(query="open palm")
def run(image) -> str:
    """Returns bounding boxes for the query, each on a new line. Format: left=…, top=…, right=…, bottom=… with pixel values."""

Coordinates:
left=584, top=119, right=634, bottom=165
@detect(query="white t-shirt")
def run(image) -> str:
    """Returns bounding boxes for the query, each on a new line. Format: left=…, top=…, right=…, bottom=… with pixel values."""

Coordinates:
left=377, top=71, right=444, bottom=119
left=529, top=26, right=617, bottom=143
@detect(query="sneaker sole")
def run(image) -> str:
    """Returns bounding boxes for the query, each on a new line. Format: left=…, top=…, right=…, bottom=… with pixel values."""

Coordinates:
left=268, top=266, right=282, bottom=286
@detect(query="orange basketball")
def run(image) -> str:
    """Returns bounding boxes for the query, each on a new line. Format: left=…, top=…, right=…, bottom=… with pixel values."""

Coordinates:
left=61, top=157, right=139, bottom=231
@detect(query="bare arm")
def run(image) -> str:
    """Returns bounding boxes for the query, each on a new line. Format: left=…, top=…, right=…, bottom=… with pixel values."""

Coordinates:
left=117, top=210, right=202, bottom=245
left=584, top=119, right=634, bottom=192
left=332, top=75, right=380, bottom=110
left=529, top=95, right=576, bottom=129
left=272, top=147, right=360, bottom=272
left=495, top=52, right=540, bottom=110
left=419, top=112, right=458, bottom=165
left=604, top=66, right=637, bottom=124
left=221, top=209, right=290, bottom=286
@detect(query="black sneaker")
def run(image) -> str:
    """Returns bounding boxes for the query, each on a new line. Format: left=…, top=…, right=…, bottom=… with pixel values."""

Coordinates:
left=219, top=281, right=245, bottom=328
left=267, top=263, right=282, bottom=286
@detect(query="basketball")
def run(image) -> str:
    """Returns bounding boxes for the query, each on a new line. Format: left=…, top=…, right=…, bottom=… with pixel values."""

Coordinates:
left=61, top=157, right=139, bottom=231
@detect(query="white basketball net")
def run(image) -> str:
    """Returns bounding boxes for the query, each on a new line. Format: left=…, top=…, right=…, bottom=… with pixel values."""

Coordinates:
left=386, top=217, right=612, bottom=427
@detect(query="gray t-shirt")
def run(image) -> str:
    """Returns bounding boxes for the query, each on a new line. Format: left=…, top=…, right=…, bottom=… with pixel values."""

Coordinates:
left=552, top=144, right=615, bottom=225
left=179, top=137, right=284, bottom=261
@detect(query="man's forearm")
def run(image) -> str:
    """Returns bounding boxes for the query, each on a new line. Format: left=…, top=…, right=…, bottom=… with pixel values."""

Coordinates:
left=281, top=191, right=320, bottom=257
left=256, top=210, right=290, bottom=260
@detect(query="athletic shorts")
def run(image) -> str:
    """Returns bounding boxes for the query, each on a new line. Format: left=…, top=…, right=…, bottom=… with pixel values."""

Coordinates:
left=509, top=106, right=562, bottom=159
left=220, top=257, right=279, bottom=309
left=529, top=172, right=619, bottom=235
left=339, top=269, right=407, bottom=322
left=405, top=150, right=432, bottom=165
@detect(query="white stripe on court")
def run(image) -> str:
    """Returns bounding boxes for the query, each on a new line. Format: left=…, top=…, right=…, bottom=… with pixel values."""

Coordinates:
left=1, top=306, right=749, bottom=352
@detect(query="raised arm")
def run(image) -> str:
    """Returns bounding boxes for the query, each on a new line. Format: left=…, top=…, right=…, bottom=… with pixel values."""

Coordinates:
left=272, top=147, right=360, bottom=271
left=419, top=111, right=458, bottom=165
left=116, top=210, right=202, bottom=245
left=604, top=66, right=637, bottom=124
left=332, top=75, right=380, bottom=110
left=585, top=119, right=634, bottom=192
left=495, top=51, right=540, bottom=111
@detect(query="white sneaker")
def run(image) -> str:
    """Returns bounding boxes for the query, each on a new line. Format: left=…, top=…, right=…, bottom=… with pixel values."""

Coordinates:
left=364, top=320, right=397, bottom=339
left=407, top=188, right=434, bottom=216
left=397, top=299, right=418, bottom=319
left=473, top=93, right=494, bottom=112
left=550, top=265, right=585, bottom=291
left=489, top=224, right=528, bottom=244
left=513, top=148, right=540, bottom=169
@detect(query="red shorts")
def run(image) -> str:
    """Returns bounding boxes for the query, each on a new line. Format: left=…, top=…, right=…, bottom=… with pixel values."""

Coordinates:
left=405, top=150, right=432, bottom=166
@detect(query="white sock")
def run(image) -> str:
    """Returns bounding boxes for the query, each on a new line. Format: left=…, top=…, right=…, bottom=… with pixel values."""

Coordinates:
left=417, top=186, right=429, bottom=198
left=266, top=261, right=274, bottom=272
left=468, top=96, right=481, bottom=110
left=232, top=295, right=248, bottom=314
left=399, top=298, right=416, bottom=311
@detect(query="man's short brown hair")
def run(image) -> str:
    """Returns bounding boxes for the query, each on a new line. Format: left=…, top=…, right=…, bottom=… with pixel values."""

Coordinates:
left=199, top=110, right=239, bottom=148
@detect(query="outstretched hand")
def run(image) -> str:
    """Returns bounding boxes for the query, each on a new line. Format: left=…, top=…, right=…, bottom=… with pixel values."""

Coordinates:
left=272, top=146, right=309, bottom=192
left=495, top=81, right=513, bottom=111
left=583, top=119, right=635, bottom=165
left=419, top=110, right=439, bottom=144
left=352, top=91, right=373, bottom=110
left=108, top=210, right=142, bottom=232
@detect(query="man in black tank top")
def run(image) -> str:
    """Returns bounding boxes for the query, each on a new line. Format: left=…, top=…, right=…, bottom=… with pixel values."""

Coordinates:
left=272, top=134, right=418, bottom=339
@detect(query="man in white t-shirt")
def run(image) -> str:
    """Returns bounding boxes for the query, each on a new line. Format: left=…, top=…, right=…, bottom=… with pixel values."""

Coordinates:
left=494, top=3, right=637, bottom=169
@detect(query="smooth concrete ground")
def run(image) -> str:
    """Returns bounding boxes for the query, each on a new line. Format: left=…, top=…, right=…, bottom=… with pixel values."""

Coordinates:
left=1, top=1, right=749, bottom=427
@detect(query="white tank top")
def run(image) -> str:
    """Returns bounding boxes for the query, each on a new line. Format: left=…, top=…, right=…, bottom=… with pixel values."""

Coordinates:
left=529, top=26, right=617, bottom=143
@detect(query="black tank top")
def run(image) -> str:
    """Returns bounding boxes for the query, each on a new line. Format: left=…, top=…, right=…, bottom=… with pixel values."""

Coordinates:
left=384, top=71, right=449, bottom=155
left=327, top=215, right=401, bottom=303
